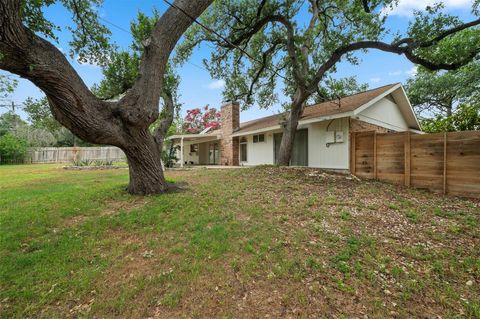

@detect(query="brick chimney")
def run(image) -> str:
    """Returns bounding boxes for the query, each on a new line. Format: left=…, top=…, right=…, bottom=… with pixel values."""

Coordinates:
left=220, top=101, right=240, bottom=166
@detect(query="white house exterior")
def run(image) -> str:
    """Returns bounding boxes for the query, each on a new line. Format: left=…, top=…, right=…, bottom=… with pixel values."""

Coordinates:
left=169, top=83, right=421, bottom=170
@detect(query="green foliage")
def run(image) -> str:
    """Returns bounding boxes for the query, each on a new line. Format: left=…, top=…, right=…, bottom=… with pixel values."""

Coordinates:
left=421, top=103, right=480, bottom=132
left=15, top=126, right=57, bottom=147
left=92, top=10, right=180, bottom=127
left=23, top=97, right=61, bottom=132
left=71, top=159, right=113, bottom=167
left=407, top=63, right=480, bottom=117
left=0, top=112, right=27, bottom=137
left=20, top=0, right=114, bottom=66
left=22, top=97, right=92, bottom=146
left=92, top=51, right=141, bottom=99
left=161, top=142, right=179, bottom=168
left=0, top=75, right=18, bottom=98
left=0, top=133, right=28, bottom=163
left=313, top=77, right=369, bottom=104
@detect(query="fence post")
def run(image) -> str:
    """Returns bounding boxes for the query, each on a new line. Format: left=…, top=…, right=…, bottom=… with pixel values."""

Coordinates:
left=404, top=132, right=411, bottom=187
left=373, top=131, right=377, bottom=179
left=443, top=132, right=447, bottom=195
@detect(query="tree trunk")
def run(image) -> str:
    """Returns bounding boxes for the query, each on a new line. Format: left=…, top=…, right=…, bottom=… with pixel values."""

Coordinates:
left=276, top=113, right=299, bottom=166
left=123, top=131, right=168, bottom=194
left=276, top=92, right=306, bottom=166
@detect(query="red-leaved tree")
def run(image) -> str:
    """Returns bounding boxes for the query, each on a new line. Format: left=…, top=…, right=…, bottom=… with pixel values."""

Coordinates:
left=182, top=105, right=221, bottom=134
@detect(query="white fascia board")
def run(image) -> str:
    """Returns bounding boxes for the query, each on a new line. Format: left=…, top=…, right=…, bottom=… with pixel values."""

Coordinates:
left=232, top=125, right=282, bottom=137
left=352, top=83, right=402, bottom=116
left=397, top=85, right=422, bottom=130
left=298, top=112, right=353, bottom=125
left=409, top=128, right=424, bottom=134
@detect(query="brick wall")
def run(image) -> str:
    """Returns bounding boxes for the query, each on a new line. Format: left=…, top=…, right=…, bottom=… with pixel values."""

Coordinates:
left=349, top=119, right=390, bottom=133
left=220, top=102, right=240, bottom=166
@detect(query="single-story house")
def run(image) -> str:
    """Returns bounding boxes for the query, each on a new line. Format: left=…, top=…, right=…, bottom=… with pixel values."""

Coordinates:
left=168, top=83, right=421, bottom=170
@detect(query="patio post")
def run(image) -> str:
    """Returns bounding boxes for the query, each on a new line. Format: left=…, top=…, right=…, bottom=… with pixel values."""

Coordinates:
left=180, top=137, right=184, bottom=168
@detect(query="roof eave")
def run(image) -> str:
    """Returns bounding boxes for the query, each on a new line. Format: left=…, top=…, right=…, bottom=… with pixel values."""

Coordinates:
left=167, top=132, right=221, bottom=140
left=232, top=112, right=354, bottom=137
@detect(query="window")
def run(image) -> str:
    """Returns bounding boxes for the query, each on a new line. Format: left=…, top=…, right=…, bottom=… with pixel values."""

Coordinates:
left=240, top=137, right=247, bottom=162
left=253, top=134, right=265, bottom=143
left=190, top=144, right=198, bottom=153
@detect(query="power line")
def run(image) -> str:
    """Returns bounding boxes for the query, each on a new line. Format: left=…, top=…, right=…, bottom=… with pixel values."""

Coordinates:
left=162, top=0, right=294, bottom=85
left=98, top=17, right=131, bottom=35
left=98, top=16, right=210, bottom=72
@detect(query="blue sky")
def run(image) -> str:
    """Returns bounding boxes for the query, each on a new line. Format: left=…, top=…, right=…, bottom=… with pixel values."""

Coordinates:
left=0, top=0, right=473, bottom=122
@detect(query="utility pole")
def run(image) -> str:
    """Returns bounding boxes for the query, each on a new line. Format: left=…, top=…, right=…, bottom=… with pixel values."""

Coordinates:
left=11, top=101, right=16, bottom=133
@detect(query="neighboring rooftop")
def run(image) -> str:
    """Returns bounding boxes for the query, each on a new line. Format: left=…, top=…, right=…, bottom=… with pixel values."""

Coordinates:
left=235, top=83, right=399, bottom=135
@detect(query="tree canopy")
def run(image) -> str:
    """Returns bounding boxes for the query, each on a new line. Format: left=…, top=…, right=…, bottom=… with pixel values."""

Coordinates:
left=421, top=103, right=480, bottom=132
left=406, top=62, right=480, bottom=117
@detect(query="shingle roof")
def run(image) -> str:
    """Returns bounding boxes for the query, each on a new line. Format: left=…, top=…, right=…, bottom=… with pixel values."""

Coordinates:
left=235, top=83, right=399, bottom=135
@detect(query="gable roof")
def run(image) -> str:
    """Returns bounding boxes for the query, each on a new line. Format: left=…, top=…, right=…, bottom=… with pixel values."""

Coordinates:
left=233, top=83, right=416, bottom=136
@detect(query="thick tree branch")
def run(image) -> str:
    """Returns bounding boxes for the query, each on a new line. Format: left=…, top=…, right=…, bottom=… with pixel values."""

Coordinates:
left=361, top=0, right=371, bottom=13
left=0, top=0, right=121, bottom=145
left=245, top=42, right=281, bottom=103
left=155, top=92, right=175, bottom=142
left=392, top=18, right=480, bottom=49
left=419, top=18, right=480, bottom=48
left=120, top=0, right=213, bottom=127
left=0, top=0, right=213, bottom=146
left=223, top=14, right=305, bottom=86
left=308, top=20, right=480, bottom=93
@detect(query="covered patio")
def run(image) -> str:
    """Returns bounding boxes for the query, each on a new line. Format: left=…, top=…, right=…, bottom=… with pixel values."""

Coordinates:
left=168, top=132, right=222, bottom=168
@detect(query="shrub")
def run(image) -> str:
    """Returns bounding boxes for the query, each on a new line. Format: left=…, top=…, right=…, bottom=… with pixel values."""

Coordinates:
left=0, top=133, right=28, bottom=164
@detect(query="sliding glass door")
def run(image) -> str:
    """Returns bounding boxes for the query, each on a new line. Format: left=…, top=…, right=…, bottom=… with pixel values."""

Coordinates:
left=274, top=129, right=308, bottom=166
left=208, top=142, right=219, bottom=165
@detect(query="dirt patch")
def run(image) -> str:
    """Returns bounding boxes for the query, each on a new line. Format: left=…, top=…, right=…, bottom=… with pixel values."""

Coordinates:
left=61, top=197, right=150, bottom=229
left=101, top=197, right=150, bottom=217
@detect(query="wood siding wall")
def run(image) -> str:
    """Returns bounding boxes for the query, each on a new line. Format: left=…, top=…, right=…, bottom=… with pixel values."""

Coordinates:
left=350, top=131, right=480, bottom=198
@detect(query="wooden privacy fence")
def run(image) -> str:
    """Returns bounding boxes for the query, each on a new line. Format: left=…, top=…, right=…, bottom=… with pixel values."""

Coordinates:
left=350, top=130, right=480, bottom=198
left=28, top=146, right=126, bottom=164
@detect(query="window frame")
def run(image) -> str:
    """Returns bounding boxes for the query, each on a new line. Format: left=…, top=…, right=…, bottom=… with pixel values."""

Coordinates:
left=190, top=144, right=198, bottom=153
left=239, top=137, right=248, bottom=162
left=253, top=134, right=265, bottom=143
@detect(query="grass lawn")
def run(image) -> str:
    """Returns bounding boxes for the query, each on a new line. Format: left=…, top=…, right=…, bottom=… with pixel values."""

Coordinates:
left=0, top=164, right=479, bottom=318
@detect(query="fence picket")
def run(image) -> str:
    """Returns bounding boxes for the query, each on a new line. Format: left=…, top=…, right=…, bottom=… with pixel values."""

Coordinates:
left=24, top=147, right=126, bottom=164
left=351, top=130, right=480, bottom=198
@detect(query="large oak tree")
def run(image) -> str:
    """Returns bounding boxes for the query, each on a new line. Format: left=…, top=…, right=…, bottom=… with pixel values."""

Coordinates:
left=0, top=0, right=213, bottom=194
left=178, top=0, right=480, bottom=165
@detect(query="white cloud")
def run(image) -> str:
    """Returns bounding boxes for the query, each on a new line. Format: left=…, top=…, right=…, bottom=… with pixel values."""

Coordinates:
left=384, top=0, right=471, bottom=17
left=370, top=77, right=381, bottom=83
left=406, top=66, right=418, bottom=77
left=388, top=70, right=402, bottom=76
left=206, top=79, right=225, bottom=90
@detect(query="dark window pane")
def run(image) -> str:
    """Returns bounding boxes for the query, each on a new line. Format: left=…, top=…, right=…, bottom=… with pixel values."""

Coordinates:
left=253, top=135, right=258, bottom=143
left=240, top=143, right=247, bottom=162
left=258, top=134, right=265, bottom=142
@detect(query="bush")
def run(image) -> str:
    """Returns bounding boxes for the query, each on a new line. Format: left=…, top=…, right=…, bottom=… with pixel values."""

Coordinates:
left=0, top=133, right=28, bottom=164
